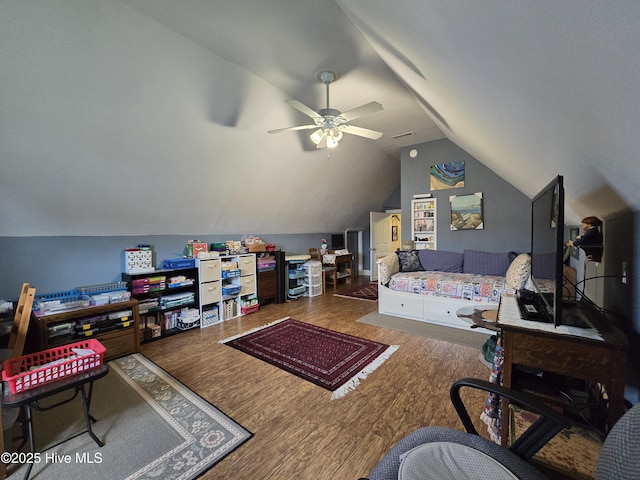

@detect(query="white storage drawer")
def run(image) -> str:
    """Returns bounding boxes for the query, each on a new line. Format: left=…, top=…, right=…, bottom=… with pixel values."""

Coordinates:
left=201, top=281, right=222, bottom=305
left=199, top=258, right=221, bottom=283
left=381, top=293, right=424, bottom=320
left=238, top=255, right=256, bottom=276
left=307, top=284, right=322, bottom=297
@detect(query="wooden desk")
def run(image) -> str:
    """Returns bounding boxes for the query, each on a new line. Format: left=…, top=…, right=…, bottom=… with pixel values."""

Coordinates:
left=498, top=295, right=628, bottom=444
left=323, top=253, right=354, bottom=284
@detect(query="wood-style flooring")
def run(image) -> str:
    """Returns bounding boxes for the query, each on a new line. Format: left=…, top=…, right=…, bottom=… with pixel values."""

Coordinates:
left=140, top=277, right=492, bottom=479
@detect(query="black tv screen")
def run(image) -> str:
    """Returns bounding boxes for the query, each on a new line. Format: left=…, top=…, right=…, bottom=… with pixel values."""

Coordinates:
left=529, top=175, right=564, bottom=326
left=331, top=234, right=345, bottom=251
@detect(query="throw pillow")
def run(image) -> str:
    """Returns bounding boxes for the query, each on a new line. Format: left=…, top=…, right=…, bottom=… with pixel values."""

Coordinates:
left=397, top=250, right=423, bottom=272
left=505, top=253, right=531, bottom=290
left=377, top=253, right=399, bottom=286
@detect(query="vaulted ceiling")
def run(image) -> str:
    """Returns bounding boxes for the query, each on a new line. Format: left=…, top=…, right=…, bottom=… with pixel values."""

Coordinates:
left=2, top=1, right=639, bottom=237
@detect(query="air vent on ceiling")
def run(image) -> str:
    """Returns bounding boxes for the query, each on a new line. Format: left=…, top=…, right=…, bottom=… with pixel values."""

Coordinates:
left=391, top=131, right=415, bottom=139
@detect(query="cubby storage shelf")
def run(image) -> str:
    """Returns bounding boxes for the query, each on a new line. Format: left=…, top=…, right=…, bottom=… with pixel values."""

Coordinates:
left=122, top=266, right=199, bottom=344
left=198, top=254, right=257, bottom=328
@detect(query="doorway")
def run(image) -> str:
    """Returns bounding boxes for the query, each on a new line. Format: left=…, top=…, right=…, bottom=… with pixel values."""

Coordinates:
left=369, top=211, right=401, bottom=282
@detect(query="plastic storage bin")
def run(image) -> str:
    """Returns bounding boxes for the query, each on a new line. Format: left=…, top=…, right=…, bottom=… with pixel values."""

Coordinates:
left=222, top=285, right=242, bottom=296
left=304, top=261, right=322, bottom=276
left=221, top=269, right=241, bottom=279
left=307, top=284, right=323, bottom=297
left=2, top=339, right=106, bottom=394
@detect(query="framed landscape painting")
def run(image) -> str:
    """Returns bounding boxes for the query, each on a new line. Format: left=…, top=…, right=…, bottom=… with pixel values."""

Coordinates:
left=450, top=192, right=484, bottom=230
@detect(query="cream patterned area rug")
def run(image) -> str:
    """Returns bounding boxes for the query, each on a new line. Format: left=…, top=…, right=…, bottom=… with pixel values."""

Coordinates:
left=6, top=353, right=251, bottom=480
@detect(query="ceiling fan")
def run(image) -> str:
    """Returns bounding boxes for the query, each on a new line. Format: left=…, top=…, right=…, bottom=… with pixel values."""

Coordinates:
left=268, top=71, right=383, bottom=148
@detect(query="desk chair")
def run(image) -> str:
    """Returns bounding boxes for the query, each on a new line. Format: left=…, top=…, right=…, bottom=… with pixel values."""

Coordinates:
left=361, top=378, right=639, bottom=480
left=1, top=283, right=36, bottom=460
left=308, top=248, right=337, bottom=292
left=1, top=283, right=36, bottom=363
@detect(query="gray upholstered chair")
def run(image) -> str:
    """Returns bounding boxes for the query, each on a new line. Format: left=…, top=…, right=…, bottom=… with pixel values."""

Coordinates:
left=361, top=378, right=639, bottom=480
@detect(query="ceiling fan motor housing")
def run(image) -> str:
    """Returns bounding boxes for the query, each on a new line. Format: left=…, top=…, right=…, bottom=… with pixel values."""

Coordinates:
left=317, top=70, right=338, bottom=84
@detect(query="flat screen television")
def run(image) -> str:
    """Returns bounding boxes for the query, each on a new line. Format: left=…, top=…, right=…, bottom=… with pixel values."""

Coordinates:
left=331, top=234, right=345, bottom=251
left=522, top=175, right=565, bottom=326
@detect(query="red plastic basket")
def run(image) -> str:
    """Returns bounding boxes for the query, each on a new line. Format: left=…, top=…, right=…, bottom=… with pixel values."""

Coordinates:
left=2, top=339, right=106, bottom=394
left=241, top=304, right=260, bottom=315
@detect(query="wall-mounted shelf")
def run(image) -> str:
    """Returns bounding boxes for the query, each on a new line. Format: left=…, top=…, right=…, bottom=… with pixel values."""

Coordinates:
left=412, top=197, right=437, bottom=250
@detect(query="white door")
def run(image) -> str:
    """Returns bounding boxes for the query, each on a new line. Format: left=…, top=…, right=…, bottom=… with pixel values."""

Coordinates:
left=370, top=212, right=399, bottom=282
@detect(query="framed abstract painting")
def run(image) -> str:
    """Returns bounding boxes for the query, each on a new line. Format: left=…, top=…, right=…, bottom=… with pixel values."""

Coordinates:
left=430, top=162, right=465, bottom=190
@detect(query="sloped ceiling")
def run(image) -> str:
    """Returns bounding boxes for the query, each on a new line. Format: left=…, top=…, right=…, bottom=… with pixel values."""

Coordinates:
left=337, top=1, right=640, bottom=224
left=2, top=1, right=639, bottom=237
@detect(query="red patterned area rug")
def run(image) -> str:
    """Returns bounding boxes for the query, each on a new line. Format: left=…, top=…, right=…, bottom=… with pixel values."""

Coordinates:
left=333, top=282, right=378, bottom=302
left=220, top=317, right=397, bottom=399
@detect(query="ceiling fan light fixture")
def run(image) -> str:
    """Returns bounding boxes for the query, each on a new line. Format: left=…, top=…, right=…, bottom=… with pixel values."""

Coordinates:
left=327, top=136, right=339, bottom=148
left=310, top=128, right=325, bottom=145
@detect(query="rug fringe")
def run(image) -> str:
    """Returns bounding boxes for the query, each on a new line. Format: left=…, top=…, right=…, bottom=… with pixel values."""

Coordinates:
left=330, top=344, right=399, bottom=400
left=219, top=317, right=290, bottom=343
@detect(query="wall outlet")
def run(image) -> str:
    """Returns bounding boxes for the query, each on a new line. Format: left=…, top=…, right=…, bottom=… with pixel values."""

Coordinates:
left=622, top=261, right=627, bottom=284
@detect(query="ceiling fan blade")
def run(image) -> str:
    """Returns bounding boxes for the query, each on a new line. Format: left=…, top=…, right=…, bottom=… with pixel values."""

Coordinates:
left=342, top=124, right=383, bottom=140
left=285, top=99, right=322, bottom=120
left=340, top=101, right=383, bottom=122
left=268, top=124, right=318, bottom=134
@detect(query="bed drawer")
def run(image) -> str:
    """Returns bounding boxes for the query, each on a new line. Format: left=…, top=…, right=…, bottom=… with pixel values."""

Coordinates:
left=381, top=293, right=424, bottom=320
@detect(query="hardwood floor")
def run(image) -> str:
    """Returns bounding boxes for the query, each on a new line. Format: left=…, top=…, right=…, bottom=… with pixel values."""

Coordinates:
left=140, top=278, right=492, bottom=479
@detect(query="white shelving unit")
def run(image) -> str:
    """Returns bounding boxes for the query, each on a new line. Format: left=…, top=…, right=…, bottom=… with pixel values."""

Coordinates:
left=412, top=197, right=437, bottom=250
left=197, top=256, right=222, bottom=328
left=198, top=253, right=257, bottom=327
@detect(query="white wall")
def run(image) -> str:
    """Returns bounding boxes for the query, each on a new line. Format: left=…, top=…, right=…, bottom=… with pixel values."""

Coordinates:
left=0, top=0, right=399, bottom=237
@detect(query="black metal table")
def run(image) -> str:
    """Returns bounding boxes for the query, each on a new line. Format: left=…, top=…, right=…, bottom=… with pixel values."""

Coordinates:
left=2, top=364, right=109, bottom=480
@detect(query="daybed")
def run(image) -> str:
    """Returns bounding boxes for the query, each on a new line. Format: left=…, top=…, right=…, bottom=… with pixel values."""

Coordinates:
left=377, top=249, right=531, bottom=331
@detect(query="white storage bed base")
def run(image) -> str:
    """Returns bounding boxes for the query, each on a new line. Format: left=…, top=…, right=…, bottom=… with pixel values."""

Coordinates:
left=378, top=281, right=496, bottom=334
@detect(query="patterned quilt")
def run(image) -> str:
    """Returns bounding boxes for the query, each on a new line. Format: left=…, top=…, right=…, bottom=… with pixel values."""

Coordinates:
left=388, top=271, right=511, bottom=303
